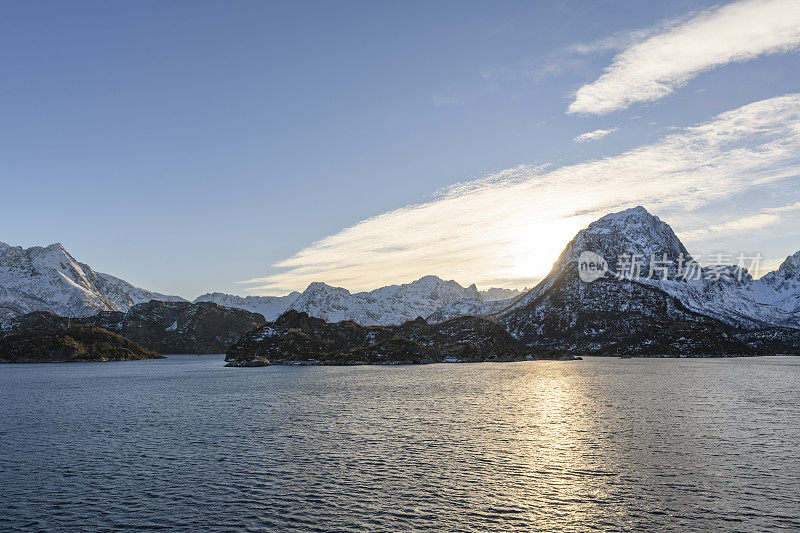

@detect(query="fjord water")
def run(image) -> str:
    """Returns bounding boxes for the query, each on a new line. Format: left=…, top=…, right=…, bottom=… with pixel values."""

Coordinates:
left=1, top=356, right=799, bottom=532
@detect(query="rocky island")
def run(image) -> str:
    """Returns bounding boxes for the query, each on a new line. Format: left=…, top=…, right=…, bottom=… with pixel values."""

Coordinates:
left=0, top=312, right=159, bottom=363
left=225, top=310, right=577, bottom=366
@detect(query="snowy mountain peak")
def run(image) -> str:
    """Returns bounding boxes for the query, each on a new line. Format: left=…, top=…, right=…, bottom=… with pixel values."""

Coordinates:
left=302, top=281, right=351, bottom=296
left=555, top=206, right=693, bottom=281
left=193, top=291, right=301, bottom=321
left=760, top=251, right=800, bottom=287
left=775, top=251, right=800, bottom=279
left=595, top=205, right=650, bottom=221
left=413, top=275, right=445, bottom=284
left=0, top=241, right=184, bottom=321
left=755, top=250, right=800, bottom=314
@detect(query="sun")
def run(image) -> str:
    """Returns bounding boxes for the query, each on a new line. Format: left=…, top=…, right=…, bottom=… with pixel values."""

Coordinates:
left=502, top=216, right=588, bottom=282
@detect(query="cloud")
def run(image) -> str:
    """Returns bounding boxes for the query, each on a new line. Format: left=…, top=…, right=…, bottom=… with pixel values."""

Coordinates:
left=566, top=26, right=669, bottom=56
left=765, top=201, right=800, bottom=213
left=678, top=213, right=782, bottom=241
left=568, top=0, right=800, bottom=115
left=573, top=128, right=618, bottom=143
left=245, top=93, right=800, bottom=294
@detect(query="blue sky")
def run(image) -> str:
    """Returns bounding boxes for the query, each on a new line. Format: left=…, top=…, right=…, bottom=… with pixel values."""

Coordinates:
left=2, top=0, right=800, bottom=298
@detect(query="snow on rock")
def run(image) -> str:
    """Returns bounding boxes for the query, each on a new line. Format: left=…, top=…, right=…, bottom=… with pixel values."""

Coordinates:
left=0, top=241, right=184, bottom=321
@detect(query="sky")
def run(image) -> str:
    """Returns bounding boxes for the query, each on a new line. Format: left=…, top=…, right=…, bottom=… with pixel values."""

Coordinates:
left=1, top=0, right=800, bottom=298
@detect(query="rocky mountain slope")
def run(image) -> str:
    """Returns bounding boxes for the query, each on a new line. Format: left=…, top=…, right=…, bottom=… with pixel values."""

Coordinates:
left=225, top=310, right=573, bottom=366
left=197, top=276, right=522, bottom=324
left=85, top=300, right=266, bottom=354
left=0, top=312, right=160, bottom=363
left=0, top=241, right=184, bottom=321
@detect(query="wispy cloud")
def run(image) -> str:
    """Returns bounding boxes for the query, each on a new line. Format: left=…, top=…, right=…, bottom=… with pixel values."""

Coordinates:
left=245, top=94, right=800, bottom=294
left=679, top=199, right=800, bottom=241
left=432, top=92, right=466, bottom=107
left=678, top=213, right=782, bottom=242
left=480, top=26, right=660, bottom=90
left=565, top=25, right=669, bottom=56
left=573, top=128, right=618, bottom=143
left=765, top=201, right=800, bottom=213
left=568, top=0, right=800, bottom=115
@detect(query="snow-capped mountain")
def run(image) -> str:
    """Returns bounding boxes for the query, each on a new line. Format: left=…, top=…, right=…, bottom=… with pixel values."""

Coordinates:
left=0, top=241, right=184, bottom=321
left=751, top=251, right=800, bottom=313
left=6, top=207, right=796, bottom=342
left=289, top=276, right=480, bottom=325
left=193, top=291, right=302, bottom=320
left=496, top=207, right=800, bottom=346
left=199, top=275, right=523, bottom=325
left=196, top=208, right=799, bottom=332
left=480, top=287, right=525, bottom=301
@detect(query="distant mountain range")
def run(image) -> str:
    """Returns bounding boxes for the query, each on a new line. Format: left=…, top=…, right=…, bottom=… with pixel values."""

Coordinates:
left=2, top=207, right=799, bottom=358
left=194, top=277, right=522, bottom=324
left=0, top=239, right=523, bottom=325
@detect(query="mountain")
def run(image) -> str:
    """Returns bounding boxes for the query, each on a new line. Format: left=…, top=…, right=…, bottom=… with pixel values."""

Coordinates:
left=0, top=311, right=160, bottom=363
left=0, top=241, right=184, bottom=321
left=225, top=310, right=574, bottom=367
left=85, top=300, right=267, bottom=354
left=288, top=276, right=481, bottom=325
left=427, top=296, right=523, bottom=323
left=193, top=291, right=301, bottom=320
left=197, top=276, right=523, bottom=325
left=493, top=207, right=800, bottom=355
left=751, top=251, right=800, bottom=313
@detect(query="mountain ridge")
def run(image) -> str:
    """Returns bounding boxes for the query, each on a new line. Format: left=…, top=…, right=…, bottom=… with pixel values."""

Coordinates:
left=0, top=241, right=184, bottom=321
left=195, top=276, right=523, bottom=325
left=2, top=206, right=798, bottom=345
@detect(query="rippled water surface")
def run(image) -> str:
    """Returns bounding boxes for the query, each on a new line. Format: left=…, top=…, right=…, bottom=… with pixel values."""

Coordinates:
left=2, top=355, right=799, bottom=532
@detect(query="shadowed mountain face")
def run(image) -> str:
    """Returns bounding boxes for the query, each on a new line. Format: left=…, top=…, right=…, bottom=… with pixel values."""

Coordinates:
left=225, top=310, right=574, bottom=366
left=0, top=312, right=160, bottom=363
left=85, top=301, right=267, bottom=354
left=500, top=264, right=761, bottom=356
